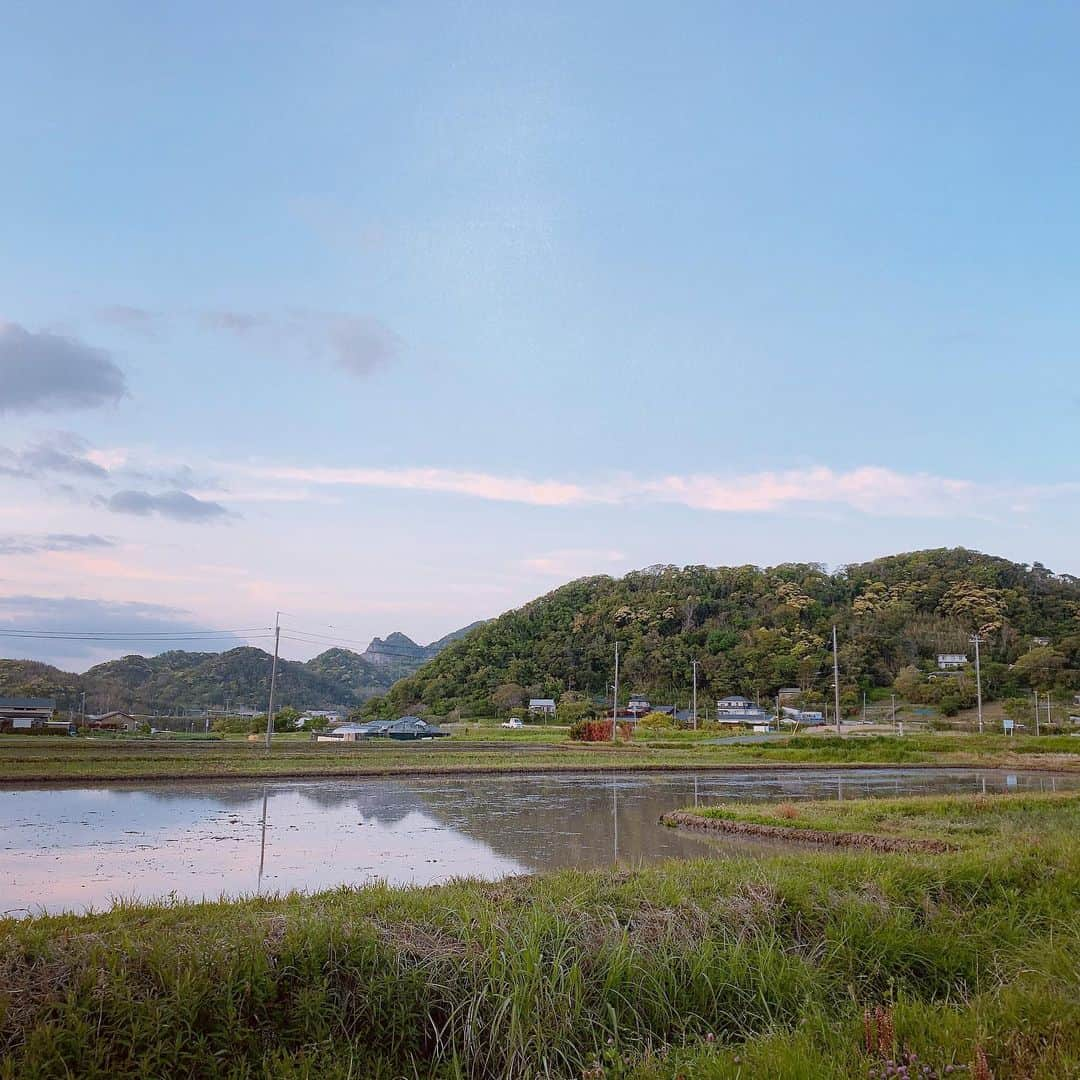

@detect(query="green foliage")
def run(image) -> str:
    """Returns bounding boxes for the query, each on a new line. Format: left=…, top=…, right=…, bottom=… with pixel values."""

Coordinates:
left=385, top=549, right=1080, bottom=715
left=636, top=711, right=674, bottom=733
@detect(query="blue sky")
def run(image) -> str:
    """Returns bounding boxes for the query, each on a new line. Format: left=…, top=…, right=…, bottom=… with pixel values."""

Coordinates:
left=2, top=2, right=1079, bottom=669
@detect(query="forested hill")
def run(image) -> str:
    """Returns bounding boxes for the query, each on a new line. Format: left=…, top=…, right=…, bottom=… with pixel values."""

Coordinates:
left=382, top=549, right=1080, bottom=716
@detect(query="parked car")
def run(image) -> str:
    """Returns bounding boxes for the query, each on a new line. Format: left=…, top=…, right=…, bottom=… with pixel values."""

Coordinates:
left=501, top=717, right=524, bottom=729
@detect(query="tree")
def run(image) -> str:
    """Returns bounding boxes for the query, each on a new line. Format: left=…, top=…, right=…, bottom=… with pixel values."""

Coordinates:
left=274, top=706, right=302, bottom=732
left=1013, top=647, right=1067, bottom=690
left=491, top=682, right=526, bottom=715
left=1002, top=697, right=1032, bottom=727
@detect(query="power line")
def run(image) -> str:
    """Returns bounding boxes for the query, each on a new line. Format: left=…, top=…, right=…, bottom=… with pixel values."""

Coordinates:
left=0, top=627, right=272, bottom=641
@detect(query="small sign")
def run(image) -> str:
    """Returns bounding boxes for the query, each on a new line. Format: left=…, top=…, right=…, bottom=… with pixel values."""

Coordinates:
left=1003, top=718, right=1015, bottom=733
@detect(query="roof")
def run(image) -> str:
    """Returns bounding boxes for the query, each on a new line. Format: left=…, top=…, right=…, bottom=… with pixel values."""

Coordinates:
left=529, top=698, right=556, bottom=707
left=0, top=696, right=56, bottom=709
left=717, top=695, right=752, bottom=704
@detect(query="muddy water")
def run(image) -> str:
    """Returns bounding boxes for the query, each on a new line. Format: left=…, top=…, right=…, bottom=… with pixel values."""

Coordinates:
left=2, top=768, right=1074, bottom=915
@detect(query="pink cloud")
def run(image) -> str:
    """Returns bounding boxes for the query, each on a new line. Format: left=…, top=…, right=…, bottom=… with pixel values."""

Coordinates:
left=231, top=460, right=1066, bottom=519
left=246, top=465, right=601, bottom=507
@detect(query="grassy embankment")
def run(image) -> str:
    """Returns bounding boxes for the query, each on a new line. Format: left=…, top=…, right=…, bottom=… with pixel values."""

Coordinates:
left=0, top=727, right=1078, bottom=783
left=2, top=791, right=1079, bottom=1077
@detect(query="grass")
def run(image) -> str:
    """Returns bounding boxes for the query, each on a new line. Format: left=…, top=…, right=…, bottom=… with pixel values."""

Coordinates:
left=1, top=793, right=1079, bottom=1077
left=0, top=728, right=1077, bottom=783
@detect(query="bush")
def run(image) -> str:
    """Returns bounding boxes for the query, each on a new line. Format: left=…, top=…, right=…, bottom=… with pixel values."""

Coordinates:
left=569, top=719, right=628, bottom=742
left=636, top=711, right=673, bottom=733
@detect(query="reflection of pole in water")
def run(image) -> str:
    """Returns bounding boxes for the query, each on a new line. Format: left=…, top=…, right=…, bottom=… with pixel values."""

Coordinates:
left=981, top=776, right=986, bottom=796
left=837, top=776, right=842, bottom=802
left=693, top=776, right=699, bottom=808
left=612, top=777, right=618, bottom=865
left=257, top=788, right=268, bottom=892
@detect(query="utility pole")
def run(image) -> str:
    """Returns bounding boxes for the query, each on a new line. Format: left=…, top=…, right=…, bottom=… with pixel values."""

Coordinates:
left=691, top=659, right=698, bottom=731
left=1034, top=690, right=1040, bottom=737
left=832, top=625, right=841, bottom=736
left=1046, top=691, right=1052, bottom=732
left=891, top=693, right=896, bottom=729
left=611, top=641, right=619, bottom=742
left=265, top=612, right=281, bottom=750
left=970, top=633, right=984, bottom=734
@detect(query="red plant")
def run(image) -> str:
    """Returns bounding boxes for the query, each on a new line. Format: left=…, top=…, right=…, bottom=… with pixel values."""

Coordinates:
left=569, top=720, right=632, bottom=742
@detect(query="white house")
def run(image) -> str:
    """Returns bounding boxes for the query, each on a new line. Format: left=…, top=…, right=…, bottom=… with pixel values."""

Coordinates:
left=528, top=698, right=557, bottom=716
left=936, top=654, right=968, bottom=670
left=781, top=706, right=825, bottom=725
left=627, top=694, right=651, bottom=716
left=715, top=695, right=771, bottom=725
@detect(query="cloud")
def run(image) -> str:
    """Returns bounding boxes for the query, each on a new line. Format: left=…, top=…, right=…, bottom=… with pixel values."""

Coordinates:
left=235, top=461, right=1078, bottom=519
left=101, top=489, right=232, bottom=523
left=0, top=433, right=109, bottom=481
left=640, top=466, right=977, bottom=515
left=201, top=310, right=268, bottom=334
left=0, top=595, right=247, bottom=669
left=523, top=549, right=627, bottom=576
left=246, top=464, right=599, bottom=506
left=321, top=316, right=400, bottom=376
left=0, top=534, right=115, bottom=556
left=0, top=322, right=127, bottom=414
left=97, top=305, right=161, bottom=339
left=202, top=310, right=400, bottom=377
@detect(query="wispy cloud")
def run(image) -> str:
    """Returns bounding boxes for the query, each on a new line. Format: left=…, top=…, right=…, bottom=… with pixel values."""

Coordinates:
left=523, top=548, right=627, bottom=576
left=100, top=489, right=231, bottom=523
left=235, top=461, right=1077, bottom=519
left=0, top=434, right=233, bottom=522
left=0, top=533, right=115, bottom=556
left=201, top=309, right=400, bottom=377
left=0, top=322, right=127, bottom=414
left=247, top=464, right=599, bottom=506
left=97, top=305, right=161, bottom=339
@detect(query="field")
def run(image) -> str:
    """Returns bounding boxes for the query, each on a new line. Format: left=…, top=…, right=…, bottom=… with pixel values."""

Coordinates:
left=2, top=790, right=1078, bottom=1077
left=0, top=725, right=1078, bottom=783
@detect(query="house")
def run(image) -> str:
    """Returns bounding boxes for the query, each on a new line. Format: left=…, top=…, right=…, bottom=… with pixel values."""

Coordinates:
left=781, top=706, right=825, bottom=726
left=937, top=654, right=968, bottom=670
left=316, top=717, right=450, bottom=742
left=0, top=696, right=56, bottom=732
left=386, top=716, right=450, bottom=740
left=528, top=698, right=557, bottom=716
left=626, top=694, right=651, bottom=716
left=714, top=695, right=771, bottom=725
left=315, top=722, right=370, bottom=742
left=308, top=709, right=345, bottom=724
left=87, top=711, right=141, bottom=732
left=1031, top=637, right=1051, bottom=647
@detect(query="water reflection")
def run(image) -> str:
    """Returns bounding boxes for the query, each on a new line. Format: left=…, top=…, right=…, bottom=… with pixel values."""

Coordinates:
left=1, top=768, right=1076, bottom=916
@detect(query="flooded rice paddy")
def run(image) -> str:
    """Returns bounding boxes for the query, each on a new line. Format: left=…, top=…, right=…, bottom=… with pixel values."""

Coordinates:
left=2, top=768, right=1076, bottom=915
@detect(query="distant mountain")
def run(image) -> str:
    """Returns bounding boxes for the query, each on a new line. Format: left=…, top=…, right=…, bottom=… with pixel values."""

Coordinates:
left=362, top=622, right=488, bottom=681
left=0, top=621, right=487, bottom=715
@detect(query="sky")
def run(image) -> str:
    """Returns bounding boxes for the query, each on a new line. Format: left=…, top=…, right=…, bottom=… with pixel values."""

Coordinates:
left=2, top=1, right=1079, bottom=671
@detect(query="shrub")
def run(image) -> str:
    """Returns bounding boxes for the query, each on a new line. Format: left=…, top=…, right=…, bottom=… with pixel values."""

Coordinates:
left=637, top=711, right=673, bottom=733
left=569, top=719, right=624, bottom=742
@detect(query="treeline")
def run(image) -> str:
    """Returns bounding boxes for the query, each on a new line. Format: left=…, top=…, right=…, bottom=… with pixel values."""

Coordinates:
left=370, top=549, right=1080, bottom=718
